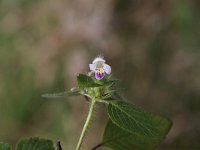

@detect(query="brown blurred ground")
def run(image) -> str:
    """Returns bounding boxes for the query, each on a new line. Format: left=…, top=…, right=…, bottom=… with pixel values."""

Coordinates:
left=0, top=0, right=200, bottom=149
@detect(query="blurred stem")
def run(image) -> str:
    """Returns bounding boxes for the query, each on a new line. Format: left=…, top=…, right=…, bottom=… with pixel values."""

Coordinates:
left=75, top=97, right=96, bottom=150
left=57, top=141, right=62, bottom=150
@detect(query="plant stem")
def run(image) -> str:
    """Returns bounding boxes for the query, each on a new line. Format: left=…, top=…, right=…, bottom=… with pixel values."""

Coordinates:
left=56, top=141, right=62, bottom=150
left=75, top=98, right=96, bottom=150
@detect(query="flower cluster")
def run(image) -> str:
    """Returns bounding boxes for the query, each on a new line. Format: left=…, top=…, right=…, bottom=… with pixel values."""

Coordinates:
left=89, top=56, right=111, bottom=80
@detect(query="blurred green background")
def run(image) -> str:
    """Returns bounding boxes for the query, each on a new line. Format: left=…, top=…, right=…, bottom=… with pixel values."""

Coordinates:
left=0, top=0, right=200, bottom=149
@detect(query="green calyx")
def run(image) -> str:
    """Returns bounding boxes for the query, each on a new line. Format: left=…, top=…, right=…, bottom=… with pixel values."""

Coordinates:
left=77, top=74, right=119, bottom=101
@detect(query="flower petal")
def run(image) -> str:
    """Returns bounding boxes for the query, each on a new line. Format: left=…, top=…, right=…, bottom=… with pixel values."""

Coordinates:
left=103, top=64, right=111, bottom=74
left=89, top=64, right=96, bottom=71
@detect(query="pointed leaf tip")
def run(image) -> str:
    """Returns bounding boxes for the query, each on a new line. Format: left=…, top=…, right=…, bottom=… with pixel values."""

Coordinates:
left=42, top=90, right=81, bottom=99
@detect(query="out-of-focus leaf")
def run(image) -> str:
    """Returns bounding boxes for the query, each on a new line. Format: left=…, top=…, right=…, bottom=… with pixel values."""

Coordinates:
left=42, top=90, right=81, bottom=98
left=16, top=137, right=55, bottom=150
left=108, top=101, right=172, bottom=138
left=102, top=90, right=116, bottom=99
left=104, top=79, right=120, bottom=86
left=0, top=143, right=11, bottom=150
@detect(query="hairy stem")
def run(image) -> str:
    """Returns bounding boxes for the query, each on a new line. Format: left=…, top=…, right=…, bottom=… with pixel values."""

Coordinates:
left=75, top=98, right=96, bottom=150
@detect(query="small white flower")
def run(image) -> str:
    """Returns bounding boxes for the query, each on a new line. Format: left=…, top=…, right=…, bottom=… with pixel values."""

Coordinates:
left=89, top=56, right=111, bottom=80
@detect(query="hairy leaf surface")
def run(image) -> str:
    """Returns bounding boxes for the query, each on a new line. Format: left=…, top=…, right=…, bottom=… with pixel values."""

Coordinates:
left=16, top=137, right=54, bottom=150
left=42, top=90, right=80, bottom=98
left=108, top=101, right=172, bottom=138
left=77, top=74, right=100, bottom=88
left=101, top=119, right=169, bottom=150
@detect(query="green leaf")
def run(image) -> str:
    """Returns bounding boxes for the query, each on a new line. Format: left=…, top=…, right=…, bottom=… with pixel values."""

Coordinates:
left=104, top=79, right=119, bottom=86
left=0, top=143, right=11, bottom=150
left=108, top=101, right=172, bottom=138
left=101, top=119, right=167, bottom=150
left=42, top=90, right=81, bottom=98
left=102, top=90, right=116, bottom=99
left=16, top=137, right=55, bottom=150
left=77, top=74, right=100, bottom=88
left=101, top=79, right=122, bottom=100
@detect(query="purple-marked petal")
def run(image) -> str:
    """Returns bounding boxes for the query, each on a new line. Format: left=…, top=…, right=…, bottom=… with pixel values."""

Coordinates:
left=103, top=64, right=111, bottom=74
left=95, top=70, right=105, bottom=80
